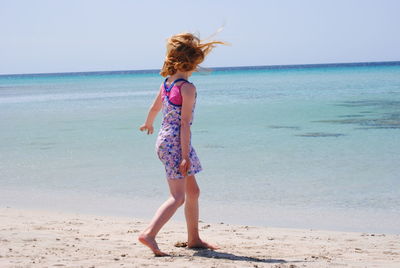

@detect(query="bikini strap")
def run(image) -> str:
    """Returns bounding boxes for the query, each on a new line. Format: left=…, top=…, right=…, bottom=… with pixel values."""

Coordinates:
left=163, top=77, right=190, bottom=92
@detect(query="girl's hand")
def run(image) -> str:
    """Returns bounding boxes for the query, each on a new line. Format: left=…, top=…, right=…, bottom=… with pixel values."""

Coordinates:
left=139, top=124, right=154, bottom=134
left=179, top=158, right=190, bottom=177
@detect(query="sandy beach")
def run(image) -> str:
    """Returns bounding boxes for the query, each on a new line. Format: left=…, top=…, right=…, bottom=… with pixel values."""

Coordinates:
left=1, top=207, right=399, bottom=268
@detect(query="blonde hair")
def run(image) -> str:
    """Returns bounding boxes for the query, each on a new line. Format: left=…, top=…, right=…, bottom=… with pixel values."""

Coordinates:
left=160, top=32, right=225, bottom=77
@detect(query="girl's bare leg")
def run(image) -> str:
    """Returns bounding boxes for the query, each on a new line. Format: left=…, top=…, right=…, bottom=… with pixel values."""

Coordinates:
left=184, top=175, right=219, bottom=249
left=138, top=178, right=186, bottom=256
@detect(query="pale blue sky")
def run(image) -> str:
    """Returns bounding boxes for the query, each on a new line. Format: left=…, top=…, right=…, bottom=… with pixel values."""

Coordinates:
left=1, top=0, right=399, bottom=75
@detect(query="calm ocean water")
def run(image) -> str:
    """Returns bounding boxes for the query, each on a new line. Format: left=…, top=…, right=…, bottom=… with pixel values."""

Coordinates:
left=1, top=62, right=399, bottom=234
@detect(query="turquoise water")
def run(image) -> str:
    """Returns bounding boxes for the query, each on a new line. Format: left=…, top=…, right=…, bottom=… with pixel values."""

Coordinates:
left=1, top=62, right=399, bottom=234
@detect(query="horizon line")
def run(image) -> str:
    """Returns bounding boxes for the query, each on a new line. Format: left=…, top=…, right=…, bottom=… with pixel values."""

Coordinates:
left=1, top=60, right=400, bottom=77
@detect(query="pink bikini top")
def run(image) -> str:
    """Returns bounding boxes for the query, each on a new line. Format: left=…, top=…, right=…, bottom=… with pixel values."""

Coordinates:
left=162, top=78, right=190, bottom=106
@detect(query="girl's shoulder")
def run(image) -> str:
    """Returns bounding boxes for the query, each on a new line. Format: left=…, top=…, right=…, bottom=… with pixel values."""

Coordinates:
left=180, top=81, right=196, bottom=98
left=179, top=80, right=195, bottom=88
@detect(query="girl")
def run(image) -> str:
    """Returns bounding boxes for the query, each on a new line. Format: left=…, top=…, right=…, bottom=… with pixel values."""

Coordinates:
left=138, top=32, right=224, bottom=256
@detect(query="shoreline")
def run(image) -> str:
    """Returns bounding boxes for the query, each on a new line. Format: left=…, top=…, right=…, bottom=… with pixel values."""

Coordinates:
left=1, top=186, right=400, bottom=235
left=1, top=206, right=399, bottom=267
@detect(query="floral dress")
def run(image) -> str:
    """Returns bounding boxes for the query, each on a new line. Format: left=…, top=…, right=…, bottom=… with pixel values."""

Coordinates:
left=155, top=78, right=202, bottom=179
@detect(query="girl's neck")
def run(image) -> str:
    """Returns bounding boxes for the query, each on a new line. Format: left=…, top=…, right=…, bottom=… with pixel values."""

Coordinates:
left=170, top=71, right=191, bottom=81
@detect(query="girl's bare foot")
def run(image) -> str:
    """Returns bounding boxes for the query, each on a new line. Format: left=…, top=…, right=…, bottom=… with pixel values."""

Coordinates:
left=187, top=239, right=219, bottom=250
left=138, top=234, right=169, bottom=256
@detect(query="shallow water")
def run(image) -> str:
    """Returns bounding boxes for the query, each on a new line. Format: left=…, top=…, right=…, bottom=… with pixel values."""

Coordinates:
left=1, top=62, right=399, bottom=233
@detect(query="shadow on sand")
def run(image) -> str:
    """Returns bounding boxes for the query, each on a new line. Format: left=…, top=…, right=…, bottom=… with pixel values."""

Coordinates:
left=191, top=249, right=305, bottom=265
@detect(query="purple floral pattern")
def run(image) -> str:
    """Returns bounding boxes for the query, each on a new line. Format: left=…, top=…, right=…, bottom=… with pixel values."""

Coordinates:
left=155, top=83, right=202, bottom=179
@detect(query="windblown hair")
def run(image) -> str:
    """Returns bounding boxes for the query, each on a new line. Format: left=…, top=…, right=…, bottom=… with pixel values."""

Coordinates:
left=160, top=32, right=225, bottom=77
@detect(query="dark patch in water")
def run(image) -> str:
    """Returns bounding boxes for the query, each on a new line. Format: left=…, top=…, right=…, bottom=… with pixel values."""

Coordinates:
left=295, top=132, right=345, bottom=137
left=268, top=125, right=301, bottom=130
left=316, top=99, right=400, bottom=130
left=313, top=118, right=400, bottom=129
left=355, top=126, right=400, bottom=130
left=338, top=114, right=365, bottom=118
left=314, top=118, right=372, bottom=124
left=383, top=112, right=400, bottom=119
left=335, top=100, right=400, bottom=108
left=27, top=141, right=57, bottom=146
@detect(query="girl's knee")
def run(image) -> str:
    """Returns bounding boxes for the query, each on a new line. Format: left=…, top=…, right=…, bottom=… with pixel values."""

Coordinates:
left=171, top=195, right=185, bottom=207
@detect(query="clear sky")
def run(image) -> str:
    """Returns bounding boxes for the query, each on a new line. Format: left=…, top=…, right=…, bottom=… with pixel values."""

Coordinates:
left=1, top=0, right=399, bottom=75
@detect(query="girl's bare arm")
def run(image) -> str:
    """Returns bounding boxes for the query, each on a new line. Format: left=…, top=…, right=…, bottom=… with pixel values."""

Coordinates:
left=139, top=85, right=163, bottom=134
left=179, top=83, right=196, bottom=175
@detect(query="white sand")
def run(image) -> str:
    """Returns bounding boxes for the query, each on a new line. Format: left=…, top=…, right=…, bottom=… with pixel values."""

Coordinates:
left=1, top=206, right=399, bottom=268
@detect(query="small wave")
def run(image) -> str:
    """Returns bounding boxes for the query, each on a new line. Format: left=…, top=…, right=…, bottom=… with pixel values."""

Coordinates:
left=0, top=91, right=154, bottom=104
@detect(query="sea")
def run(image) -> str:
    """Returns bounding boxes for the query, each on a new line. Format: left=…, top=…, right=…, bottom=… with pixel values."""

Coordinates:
left=1, top=62, right=399, bottom=234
